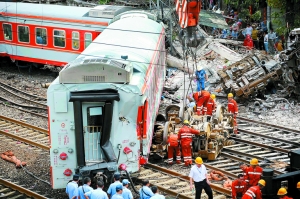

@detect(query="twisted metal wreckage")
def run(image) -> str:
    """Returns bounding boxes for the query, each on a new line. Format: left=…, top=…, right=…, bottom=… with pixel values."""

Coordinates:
left=166, top=27, right=300, bottom=100
left=148, top=27, right=300, bottom=169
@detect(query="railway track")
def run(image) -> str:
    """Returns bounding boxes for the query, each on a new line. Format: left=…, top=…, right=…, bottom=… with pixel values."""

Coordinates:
left=216, top=116, right=300, bottom=174
left=0, top=115, right=49, bottom=150
left=139, top=163, right=230, bottom=199
left=0, top=177, right=48, bottom=199
left=0, top=81, right=47, bottom=117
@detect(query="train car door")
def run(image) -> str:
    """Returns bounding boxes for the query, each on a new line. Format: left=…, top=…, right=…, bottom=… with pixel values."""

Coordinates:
left=81, top=102, right=105, bottom=165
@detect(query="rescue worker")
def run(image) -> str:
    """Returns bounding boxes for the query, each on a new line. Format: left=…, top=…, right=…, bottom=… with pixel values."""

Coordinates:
left=239, top=162, right=249, bottom=180
left=227, top=93, right=238, bottom=134
left=277, top=187, right=293, bottom=199
left=122, top=179, right=133, bottom=199
left=167, top=132, right=181, bottom=165
left=139, top=180, right=154, bottom=199
left=245, top=158, right=263, bottom=188
left=178, top=120, right=200, bottom=166
left=242, top=179, right=265, bottom=199
left=232, top=174, right=247, bottom=199
left=297, top=181, right=300, bottom=191
left=195, top=64, right=208, bottom=92
left=84, top=180, right=108, bottom=199
left=150, top=186, right=165, bottom=199
left=206, top=94, right=216, bottom=120
left=189, top=157, right=213, bottom=199
left=78, top=177, right=93, bottom=199
left=193, top=90, right=211, bottom=116
left=111, top=184, right=123, bottom=199
left=107, top=173, right=122, bottom=198
left=66, top=174, right=79, bottom=199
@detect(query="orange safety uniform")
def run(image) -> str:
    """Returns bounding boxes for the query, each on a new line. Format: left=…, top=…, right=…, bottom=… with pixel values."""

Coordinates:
left=228, top=98, right=238, bottom=134
left=206, top=97, right=216, bottom=116
left=241, top=165, right=249, bottom=179
left=167, top=134, right=181, bottom=164
left=242, top=186, right=262, bottom=199
left=193, top=91, right=211, bottom=115
left=232, top=179, right=247, bottom=199
left=245, top=166, right=263, bottom=187
left=178, top=125, right=199, bottom=166
left=280, top=196, right=293, bottom=199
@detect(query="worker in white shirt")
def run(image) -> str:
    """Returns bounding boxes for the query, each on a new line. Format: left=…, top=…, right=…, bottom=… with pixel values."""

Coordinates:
left=189, top=157, right=212, bottom=199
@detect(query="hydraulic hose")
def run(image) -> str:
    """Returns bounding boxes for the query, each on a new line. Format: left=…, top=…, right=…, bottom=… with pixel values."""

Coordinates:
left=125, top=169, right=139, bottom=194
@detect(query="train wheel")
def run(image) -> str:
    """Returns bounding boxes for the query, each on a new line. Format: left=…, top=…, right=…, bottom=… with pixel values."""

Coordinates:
left=203, top=122, right=211, bottom=138
left=224, top=139, right=236, bottom=146
left=215, top=104, right=225, bottom=123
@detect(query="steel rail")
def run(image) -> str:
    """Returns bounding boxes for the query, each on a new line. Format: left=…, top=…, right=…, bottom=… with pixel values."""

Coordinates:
left=0, top=115, right=48, bottom=134
left=145, top=163, right=231, bottom=196
left=0, top=129, right=49, bottom=150
left=237, top=116, right=300, bottom=134
left=0, top=81, right=47, bottom=101
left=0, top=177, right=48, bottom=199
left=204, top=164, right=238, bottom=179
left=0, top=101, right=48, bottom=118
left=221, top=152, right=284, bottom=175
left=238, top=128, right=300, bottom=147
left=230, top=137, right=290, bottom=153
left=0, top=95, right=47, bottom=110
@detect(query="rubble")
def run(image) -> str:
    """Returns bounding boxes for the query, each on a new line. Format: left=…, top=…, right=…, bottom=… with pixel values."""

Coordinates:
left=165, top=26, right=300, bottom=101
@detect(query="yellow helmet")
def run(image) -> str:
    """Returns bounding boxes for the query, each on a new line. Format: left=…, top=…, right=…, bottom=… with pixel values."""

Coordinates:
left=277, top=188, right=287, bottom=195
left=297, top=181, right=300, bottom=188
left=228, top=93, right=234, bottom=98
left=183, top=120, right=189, bottom=125
left=195, top=157, right=203, bottom=164
left=258, top=179, right=266, bottom=186
left=250, top=158, right=259, bottom=166
left=211, top=94, right=216, bottom=99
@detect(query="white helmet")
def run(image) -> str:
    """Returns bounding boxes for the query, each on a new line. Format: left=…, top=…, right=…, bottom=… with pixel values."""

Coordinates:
left=197, top=64, right=203, bottom=71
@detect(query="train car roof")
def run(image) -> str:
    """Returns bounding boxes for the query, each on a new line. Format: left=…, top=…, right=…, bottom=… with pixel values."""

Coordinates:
left=60, top=13, right=164, bottom=91
left=0, top=2, right=133, bottom=23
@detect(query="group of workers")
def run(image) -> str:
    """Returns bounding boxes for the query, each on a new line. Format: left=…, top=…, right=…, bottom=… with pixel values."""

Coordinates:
left=231, top=158, right=296, bottom=199
left=66, top=173, right=165, bottom=199
left=167, top=89, right=238, bottom=166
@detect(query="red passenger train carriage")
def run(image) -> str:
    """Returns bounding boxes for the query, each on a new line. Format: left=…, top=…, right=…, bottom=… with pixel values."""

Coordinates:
left=0, top=3, right=133, bottom=68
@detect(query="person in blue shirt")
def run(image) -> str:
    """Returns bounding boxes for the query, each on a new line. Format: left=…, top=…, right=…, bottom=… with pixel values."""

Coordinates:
left=66, top=174, right=79, bottom=199
left=231, top=28, right=238, bottom=40
left=111, top=184, right=124, bottom=199
left=36, top=32, right=43, bottom=44
left=195, top=64, right=208, bottom=91
left=139, top=180, right=154, bottom=199
left=150, top=186, right=165, bottom=199
left=122, top=179, right=133, bottom=199
left=84, top=180, right=108, bottom=199
left=78, top=177, right=93, bottom=199
left=107, top=173, right=122, bottom=198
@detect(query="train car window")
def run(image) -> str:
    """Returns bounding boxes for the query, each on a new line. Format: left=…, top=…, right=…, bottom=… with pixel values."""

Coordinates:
left=35, top=28, right=47, bottom=45
left=3, top=24, right=12, bottom=41
left=18, top=26, right=29, bottom=43
left=53, top=30, right=65, bottom=48
left=72, top=31, right=79, bottom=50
left=87, top=106, right=103, bottom=133
left=84, top=33, right=92, bottom=49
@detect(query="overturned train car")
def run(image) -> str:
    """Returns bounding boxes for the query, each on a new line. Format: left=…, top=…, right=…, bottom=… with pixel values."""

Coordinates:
left=47, top=11, right=165, bottom=189
left=218, top=28, right=300, bottom=99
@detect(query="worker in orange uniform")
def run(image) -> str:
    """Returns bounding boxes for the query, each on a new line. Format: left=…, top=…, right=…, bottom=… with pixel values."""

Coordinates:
left=277, top=188, right=293, bottom=199
left=245, top=158, right=263, bottom=188
left=178, top=120, right=200, bottom=166
left=193, top=90, right=211, bottom=115
left=167, top=132, right=181, bottom=165
left=232, top=174, right=247, bottom=199
left=227, top=93, right=238, bottom=134
left=242, top=179, right=265, bottom=199
left=239, top=162, right=249, bottom=179
left=206, top=94, right=216, bottom=120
